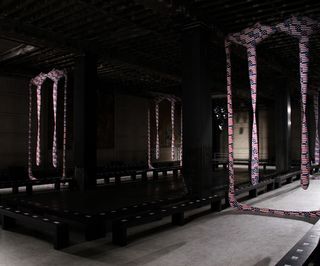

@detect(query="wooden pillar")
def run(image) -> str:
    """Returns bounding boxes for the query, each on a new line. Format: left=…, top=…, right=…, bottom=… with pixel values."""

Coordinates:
left=73, top=53, right=97, bottom=190
left=182, top=22, right=213, bottom=196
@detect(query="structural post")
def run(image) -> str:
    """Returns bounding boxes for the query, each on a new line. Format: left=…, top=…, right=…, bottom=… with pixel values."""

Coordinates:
left=275, top=80, right=291, bottom=173
left=182, top=22, right=213, bottom=196
left=73, top=53, right=97, bottom=190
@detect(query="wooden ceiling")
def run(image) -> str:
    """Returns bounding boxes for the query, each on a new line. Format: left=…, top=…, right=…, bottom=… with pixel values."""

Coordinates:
left=0, top=0, right=319, bottom=95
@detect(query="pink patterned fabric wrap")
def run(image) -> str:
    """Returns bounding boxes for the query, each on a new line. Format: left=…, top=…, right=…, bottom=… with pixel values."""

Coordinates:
left=225, top=16, right=320, bottom=218
left=180, top=105, right=183, bottom=166
left=148, top=96, right=181, bottom=166
left=314, top=91, right=320, bottom=165
left=46, top=69, right=65, bottom=168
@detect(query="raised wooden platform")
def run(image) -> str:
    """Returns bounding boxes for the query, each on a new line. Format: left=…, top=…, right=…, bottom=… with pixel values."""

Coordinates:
left=276, top=219, right=320, bottom=265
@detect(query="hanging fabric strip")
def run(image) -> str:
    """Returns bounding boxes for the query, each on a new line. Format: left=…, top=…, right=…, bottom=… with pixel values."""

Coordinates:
left=299, top=37, right=310, bottom=189
left=226, top=16, right=320, bottom=218
left=171, top=99, right=175, bottom=160
left=62, top=74, right=68, bottom=178
left=314, top=90, right=319, bottom=165
left=155, top=102, right=160, bottom=160
left=28, top=73, right=47, bottom=179
left=28, top=82, right=34, bottom=179
left=147, top=106, right=153, bottom=168
left=226, top=38, right=320, bottom=219
left=47, top=69, right=65, bottom=169
left=247, top=46, right=259, bottom=185
left=276, top=16, right=316, bottom=189
left=36, top=84, right=42, bottom=166
left=228, top=22, right=275, bottom=185
left=180, top=104, right=183, bottom=166
left=52, top=81, right=58, bottom=167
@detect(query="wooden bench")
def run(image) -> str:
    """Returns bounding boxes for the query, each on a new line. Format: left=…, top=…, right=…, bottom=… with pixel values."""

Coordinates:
left=212, top=159, right=228, bottom=170
left=0, top=177, right=69, bottom=195
left=276, top=220, right=320, bottom=265
left=6, top=195, right=186, bottom=241
left=274, top=170, right=300, bottom=188
left=97, top=162, right=148, bottom=184
left=100, top=169, right=146, bottom=185
left=4, top=197, right=108, bottom=241
left=112, top=195, right=222, bottom=246
left=0, top=204, right=69, bottom=250
left=235, top=178, right=275, bottom=199
left=212, top=159, right=270, bottom=172
left=150, top=166, right=180, bottom=180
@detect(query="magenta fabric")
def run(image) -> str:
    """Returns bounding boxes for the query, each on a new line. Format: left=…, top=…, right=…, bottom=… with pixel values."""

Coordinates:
left=148, top=96, right=181, bottom=165
left=276, top=16, right=317, bottom=189
left=46, top=69, right=65, bottom=168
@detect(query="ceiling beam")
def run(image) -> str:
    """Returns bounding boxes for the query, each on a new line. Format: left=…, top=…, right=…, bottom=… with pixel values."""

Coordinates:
left=0, top=16, right=179, bottom=82
left=0, top=17, right=81, bottom=52
left=0, top=44, right=37, bottom=62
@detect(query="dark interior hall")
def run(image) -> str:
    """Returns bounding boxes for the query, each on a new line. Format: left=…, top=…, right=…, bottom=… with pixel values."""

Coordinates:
left=0, top=1, right=320, bottom=265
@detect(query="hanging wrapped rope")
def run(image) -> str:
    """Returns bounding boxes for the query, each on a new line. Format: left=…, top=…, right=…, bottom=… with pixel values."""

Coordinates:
left=155, top=102, right=160, bottom=160
left=28, top=73, right=47, bottom=179
left=314, top=90, right=319, bottom=165
left=28, top=70, right=68, bottom=179
left=46, top=69, right=66, bottom=168
left=170, top=99, right=175, bottom=160
left=147, top=105, right=153, bottom=168
left=36, top=82, right=42, bottom=166
left=62, top=73, right=68, bottom=179
left=228, top=23, right=275, bottom=185
left=276, top=16, right=317, bottom=189
left=226, top=16, right=320, bottom=218
left=248, top=46, right=259, bottom=185
left=180, top=104, right=183, bottom=166
left=225, top=39, right=236, bottom=207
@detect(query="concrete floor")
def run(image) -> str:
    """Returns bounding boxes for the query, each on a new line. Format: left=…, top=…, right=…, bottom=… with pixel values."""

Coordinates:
left=0, top=180, right=319, bottom=266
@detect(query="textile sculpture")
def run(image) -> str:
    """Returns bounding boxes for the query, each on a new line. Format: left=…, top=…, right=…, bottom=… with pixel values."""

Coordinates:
left=226, top=16, right=320, bottom=218
left=147, top=96, right=181, bottom=166
left=28, top=73, right=47, bottom=179
left=314, top=90, right=320, bottom=165
left=28, top=69, right=68, bottom=179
